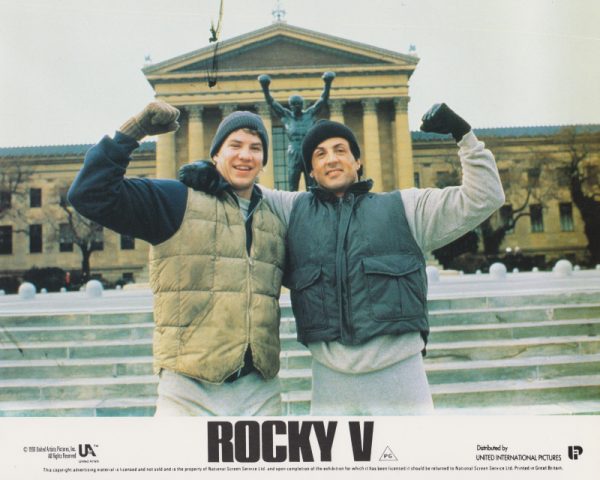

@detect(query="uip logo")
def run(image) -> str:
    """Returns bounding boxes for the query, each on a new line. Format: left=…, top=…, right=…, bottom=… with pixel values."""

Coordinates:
left=568, top=446, right=583, bottom=460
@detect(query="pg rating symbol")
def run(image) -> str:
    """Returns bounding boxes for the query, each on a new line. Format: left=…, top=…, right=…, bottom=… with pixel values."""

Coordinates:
left=379, top=446, right=398, bottom=461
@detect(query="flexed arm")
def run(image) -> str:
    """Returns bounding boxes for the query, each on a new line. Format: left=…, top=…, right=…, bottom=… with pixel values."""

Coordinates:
left=258, top=74, right=289, bottom=118
left=305, top=71, right=335, bottom=117
left=401, top=103, right=505, bottom=252
left=68, top=102, right=187, bottom=245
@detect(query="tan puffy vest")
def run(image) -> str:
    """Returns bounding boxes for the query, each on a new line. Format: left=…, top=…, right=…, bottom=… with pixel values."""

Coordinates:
left=149, top=188, right=286, bottom=383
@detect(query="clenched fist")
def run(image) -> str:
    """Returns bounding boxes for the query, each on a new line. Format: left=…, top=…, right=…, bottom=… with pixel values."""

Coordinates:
left=258, top=74, right=271, bottom=89
left=119, top=101, right=180, bottom=141
left=322, top=71, right=336, bottom=84
left=420, top=103, right=471, bottom=143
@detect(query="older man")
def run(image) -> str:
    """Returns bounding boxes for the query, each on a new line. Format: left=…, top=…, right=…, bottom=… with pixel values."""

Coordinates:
left=68, top=102, right=286, bottom=416
left=180, top=103, right=505, bottom=415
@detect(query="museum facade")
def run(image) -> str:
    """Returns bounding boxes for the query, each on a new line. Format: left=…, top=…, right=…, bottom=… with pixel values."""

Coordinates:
left=1, top=22, right=598, bottom=286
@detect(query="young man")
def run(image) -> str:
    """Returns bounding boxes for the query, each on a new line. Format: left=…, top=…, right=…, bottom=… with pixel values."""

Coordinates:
left=68, top=102, right=286, bottom=416
left=180, top=103, right=505, bottom=415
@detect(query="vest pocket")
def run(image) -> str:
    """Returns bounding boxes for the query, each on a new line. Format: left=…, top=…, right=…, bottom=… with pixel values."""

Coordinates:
left=362, top=254, right=425, bottom=320
left=288, top=264, right=329, bottom=329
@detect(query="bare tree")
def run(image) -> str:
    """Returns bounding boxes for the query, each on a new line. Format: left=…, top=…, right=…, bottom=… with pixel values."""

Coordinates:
left=480, top=153, right=555, bottom=256
left=0, top=157, right=33, bottom=221
left=46, top=184, right=104, bottom=283
left=553, top=127, right=600, bottom=265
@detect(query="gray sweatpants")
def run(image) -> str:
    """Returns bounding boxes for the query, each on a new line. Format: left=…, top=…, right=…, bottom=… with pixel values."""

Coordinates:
left=154, top=369, right=282, bottom=416
left=311, top=352, right=434, bottom=415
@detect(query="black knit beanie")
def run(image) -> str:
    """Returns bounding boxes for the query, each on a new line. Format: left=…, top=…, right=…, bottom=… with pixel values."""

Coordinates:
left=301, top=119, right=361, bottom=173
left=210, top=111, right=269, bottom=165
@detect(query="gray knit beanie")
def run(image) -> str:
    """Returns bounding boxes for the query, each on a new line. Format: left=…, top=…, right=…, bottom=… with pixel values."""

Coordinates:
left=301, top=119, right=361, bottom=173
left=210, top=111, right=269, bottom=165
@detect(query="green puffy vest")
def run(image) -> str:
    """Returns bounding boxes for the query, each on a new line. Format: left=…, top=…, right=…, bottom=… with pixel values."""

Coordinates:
left=149, top=188, right=286, bottom=383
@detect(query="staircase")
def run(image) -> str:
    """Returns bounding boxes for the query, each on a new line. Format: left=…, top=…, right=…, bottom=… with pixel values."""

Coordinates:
left=1, top=289, right=599, bottom=416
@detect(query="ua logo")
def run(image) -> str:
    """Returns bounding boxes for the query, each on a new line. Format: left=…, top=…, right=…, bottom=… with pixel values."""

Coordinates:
left=79, top=444, right=96, bottom=458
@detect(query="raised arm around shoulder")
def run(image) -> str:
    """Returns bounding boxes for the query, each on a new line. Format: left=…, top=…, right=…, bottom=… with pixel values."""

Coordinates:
left=258, top=185, right=302, bottom=229
left=401, top=131, right=505, bottom=252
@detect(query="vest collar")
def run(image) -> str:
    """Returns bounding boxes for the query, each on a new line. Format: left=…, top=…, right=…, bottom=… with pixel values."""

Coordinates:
left=309, top=179, right=374, bottom=202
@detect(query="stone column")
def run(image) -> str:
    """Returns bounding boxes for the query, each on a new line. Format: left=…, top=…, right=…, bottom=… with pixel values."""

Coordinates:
left=187, top=105, right=205, bottom=161
left=361, top=98, right=383, bottom=192
left=394, top=96, right=414, bottom=189
left=156, top=131, right=177, bottom=179
left=221, top=104, right=237, bottom=117
left=329, top=99, right=345, bottom=123
left=256, top=104, right=275, bottom=188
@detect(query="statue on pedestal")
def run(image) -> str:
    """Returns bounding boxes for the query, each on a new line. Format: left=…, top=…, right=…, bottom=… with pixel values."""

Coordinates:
left=258, top=72, right=335, bottom=191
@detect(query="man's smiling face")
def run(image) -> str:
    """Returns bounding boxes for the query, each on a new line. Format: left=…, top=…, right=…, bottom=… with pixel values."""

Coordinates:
left=310, top=137, right=361, bottom=196
left=213, top=128, right=264, bottom=199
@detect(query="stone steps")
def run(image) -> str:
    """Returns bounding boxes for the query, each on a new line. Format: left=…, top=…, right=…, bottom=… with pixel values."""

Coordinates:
left=0, top=356, right=154, bottom=380
left=0, top=338, right=153, bottom=361
left=282, top=374, right=600, bottom=415
left=425, top=335, right=600, bottom=362
left=429, top=318, right=600, bottom=342
left=0, top=323, right=153, bottom=343
left=0, top=375, right=158, bottom=403
left=0, top=312, right=153, bottom=328
left=1, top=291, right=599, bottom=416
left=425, top=291, right=600, bottom=311
left=280, top=318, right=600, bottom=345
left=430, top=374, right=600, bottom=409
left=427, top=303, right=600, bottom=326
left=0, top=397, right=157, bottom=417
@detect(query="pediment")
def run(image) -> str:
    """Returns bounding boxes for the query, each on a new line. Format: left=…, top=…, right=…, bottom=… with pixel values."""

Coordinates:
left=144, top=23, right=417, bottom=77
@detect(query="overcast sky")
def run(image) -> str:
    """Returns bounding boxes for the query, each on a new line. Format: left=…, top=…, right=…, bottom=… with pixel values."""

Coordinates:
left=1, top=0, right=599, bottom=147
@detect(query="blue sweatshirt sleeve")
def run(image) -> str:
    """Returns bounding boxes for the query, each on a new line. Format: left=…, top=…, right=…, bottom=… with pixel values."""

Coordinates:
left=67, top=132, right=188, bottom=245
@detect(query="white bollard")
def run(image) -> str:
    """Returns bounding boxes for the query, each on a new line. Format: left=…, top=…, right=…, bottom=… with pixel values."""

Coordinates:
left=475, top=269, right=482, bottom=275
left=573, top=265, right=581, bottom=272
left=553, top=259, right=573, bottom=278
left=40, top=288, right=48, bottom=294
left=0, top=289, right=5, bottom=295
left=512, top=268, right=519, bottom=274
left=18, top=282, right=36, bottom=300
left=60, top=287, right=67, bottom=293
left=85, top=280, right=104, bottom=298
left=532, top=267, right=539, bottom=273
left=426, top=266, right=440, bottom=283
left=116, top=285, right=122, bottom=291
left=489, top=262, right=507, bottom=280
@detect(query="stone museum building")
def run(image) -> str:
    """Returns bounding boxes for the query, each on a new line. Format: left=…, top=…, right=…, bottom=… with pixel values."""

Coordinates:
left=1, top=22, right=599, bottom=285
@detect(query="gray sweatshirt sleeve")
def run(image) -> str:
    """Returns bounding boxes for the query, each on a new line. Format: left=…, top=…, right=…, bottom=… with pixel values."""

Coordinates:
left=258, top=185, right=302, bottom=229
left=401, top=131, right=505, bottom=253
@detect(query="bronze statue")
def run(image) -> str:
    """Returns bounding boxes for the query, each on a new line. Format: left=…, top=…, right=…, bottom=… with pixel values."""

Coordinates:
left=258, top=72, right=335, bottom=191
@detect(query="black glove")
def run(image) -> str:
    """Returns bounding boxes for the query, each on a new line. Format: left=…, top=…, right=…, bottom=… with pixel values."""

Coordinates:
left=178, top=161, right=230, bottom=196
left=420, top=103, right=471, bottom=143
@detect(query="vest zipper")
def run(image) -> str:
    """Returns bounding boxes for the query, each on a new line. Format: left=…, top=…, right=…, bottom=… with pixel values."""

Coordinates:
left=244, top=196, right=259, bottom=373
left=336, top=195, right=354, bottom=341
